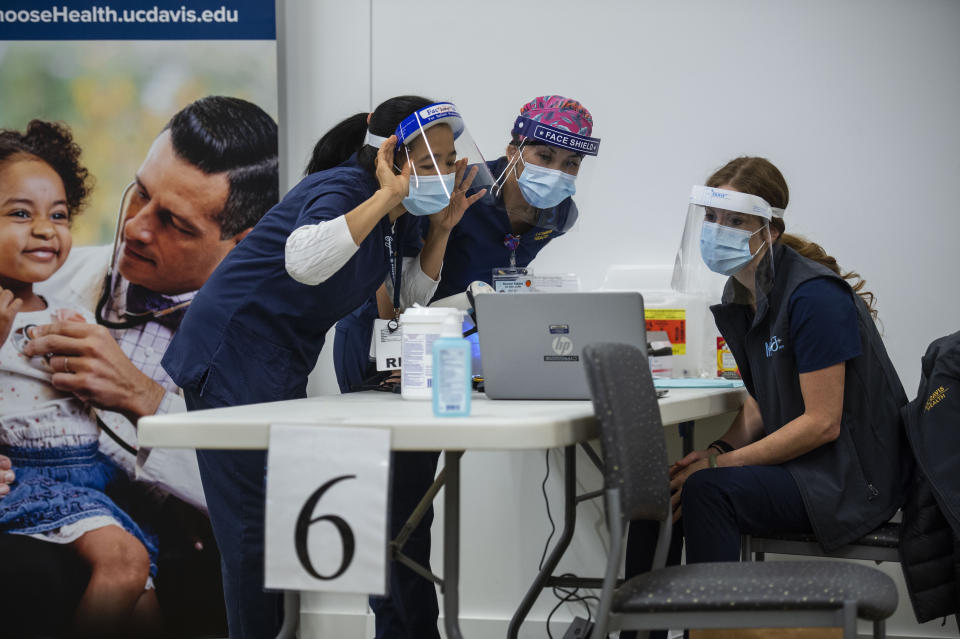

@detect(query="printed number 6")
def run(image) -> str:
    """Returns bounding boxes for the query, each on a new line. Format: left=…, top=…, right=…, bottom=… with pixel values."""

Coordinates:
left=294, top=474, right=356, bottom=580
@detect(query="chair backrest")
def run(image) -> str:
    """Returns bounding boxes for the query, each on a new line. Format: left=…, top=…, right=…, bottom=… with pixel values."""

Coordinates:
left=582, top=342, right=670, bottom=523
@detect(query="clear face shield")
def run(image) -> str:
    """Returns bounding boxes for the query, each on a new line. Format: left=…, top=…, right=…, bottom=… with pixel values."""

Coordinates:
left=369, top=102, right=495, bottom=217
left=672, top=185, right=783, bottom=305
left=490, top=115, right=600, bottom=232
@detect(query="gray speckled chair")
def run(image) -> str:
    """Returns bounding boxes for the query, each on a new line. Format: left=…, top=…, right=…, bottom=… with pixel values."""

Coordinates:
left=741, top=520, right=901, bottom=563
left=581, top=342, right=899, bottom=639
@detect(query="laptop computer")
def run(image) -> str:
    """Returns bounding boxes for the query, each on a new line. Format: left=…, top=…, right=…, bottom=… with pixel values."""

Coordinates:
left=475, top=292, right=646, bottom=400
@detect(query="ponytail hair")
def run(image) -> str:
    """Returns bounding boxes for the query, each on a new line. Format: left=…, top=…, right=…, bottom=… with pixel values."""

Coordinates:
left=305, top=112, right=368, bottom=175
left=305, top=95, right=434, bottom=177
left=707, top=156, right=877, bottom=316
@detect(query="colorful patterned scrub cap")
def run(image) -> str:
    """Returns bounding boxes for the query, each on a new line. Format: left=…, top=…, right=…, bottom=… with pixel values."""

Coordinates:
left=515, top=95, right=594, bottom=139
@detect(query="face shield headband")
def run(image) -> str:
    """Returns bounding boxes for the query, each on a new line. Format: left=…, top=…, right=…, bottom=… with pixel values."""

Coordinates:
left=688, top=185, right=785, bottom=221
left=511, top=116, right=600, bottom=156
left=364, top=102, right=466, bottom=150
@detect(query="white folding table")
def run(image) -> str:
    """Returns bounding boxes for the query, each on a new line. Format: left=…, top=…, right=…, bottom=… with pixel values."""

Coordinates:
left=139, top=388, right=745, bottom=638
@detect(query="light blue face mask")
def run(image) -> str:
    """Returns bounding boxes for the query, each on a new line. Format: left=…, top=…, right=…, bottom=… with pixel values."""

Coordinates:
left=402, top=172, right=456, bottom=216
left=699, top=221, right=763, bottom=275
left=516, top=161, right=577, bottom=209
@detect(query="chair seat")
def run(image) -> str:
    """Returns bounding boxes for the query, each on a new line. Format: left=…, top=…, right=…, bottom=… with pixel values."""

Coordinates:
left=755, top=522, right=900, bottom=548
left=613, top=560, right=897, bottom=621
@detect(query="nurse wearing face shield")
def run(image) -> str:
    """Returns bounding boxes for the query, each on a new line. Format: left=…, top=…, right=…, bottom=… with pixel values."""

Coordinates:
left=624, top=157, right=910, bottom=639
left=438, top=94, right=599, bottom=299
left=161, top=96, right=491, bottom=639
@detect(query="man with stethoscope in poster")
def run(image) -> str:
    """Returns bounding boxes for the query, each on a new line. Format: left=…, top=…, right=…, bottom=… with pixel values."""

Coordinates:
left=0, top=95, right=279, bottom=637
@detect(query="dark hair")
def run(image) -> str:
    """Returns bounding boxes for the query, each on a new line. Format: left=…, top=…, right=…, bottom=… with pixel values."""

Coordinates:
left=164, top=96, right=278, bottom=239
left=707, top=156, right=877, bottom=315
left=305, top=95, right=434, bottom=177
left=0, top=120, right=91, bottom=218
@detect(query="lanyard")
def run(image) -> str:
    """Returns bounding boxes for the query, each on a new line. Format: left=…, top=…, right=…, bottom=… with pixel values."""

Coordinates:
left=385, top=222, right=403, bottom=330
left=504, top=233, right=521, bottom=268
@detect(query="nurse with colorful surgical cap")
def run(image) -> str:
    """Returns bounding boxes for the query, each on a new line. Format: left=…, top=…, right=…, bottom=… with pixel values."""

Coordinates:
left=431, top=94, right=599, bottom=300
left=329, top=95, right=599, bottom=639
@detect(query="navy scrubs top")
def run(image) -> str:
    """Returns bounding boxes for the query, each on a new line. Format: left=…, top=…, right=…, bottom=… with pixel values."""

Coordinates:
left=787, top=277, right=861, bottom=373
left=162, top=155, right=420, bottom=407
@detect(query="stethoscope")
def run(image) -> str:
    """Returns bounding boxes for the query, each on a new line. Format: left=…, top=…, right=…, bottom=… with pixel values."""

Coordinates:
left=94, top=181, right=192, bottom=329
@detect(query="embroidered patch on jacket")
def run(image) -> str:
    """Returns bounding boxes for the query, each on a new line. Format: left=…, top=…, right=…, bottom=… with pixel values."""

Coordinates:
left=764, top=335, right=784, bottom=358
left=924, top=385, right=949, bottom=412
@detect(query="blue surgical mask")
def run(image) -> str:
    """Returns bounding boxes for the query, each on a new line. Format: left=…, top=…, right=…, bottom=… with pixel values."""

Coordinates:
left=403, top=172, right=456, bottom=216
left=516, top=161, right=576, bottom=209
left=700, top=221, right=762, bottom=275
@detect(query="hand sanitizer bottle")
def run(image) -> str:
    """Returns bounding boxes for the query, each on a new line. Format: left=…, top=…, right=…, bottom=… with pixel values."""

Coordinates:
left=432, top=312, right=471, bottom=417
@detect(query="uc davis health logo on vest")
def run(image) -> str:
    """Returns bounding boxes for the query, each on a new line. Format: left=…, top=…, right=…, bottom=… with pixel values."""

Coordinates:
left=765, top=335, right=784, bottom=358
left=924, top=385, right=949, bottom=412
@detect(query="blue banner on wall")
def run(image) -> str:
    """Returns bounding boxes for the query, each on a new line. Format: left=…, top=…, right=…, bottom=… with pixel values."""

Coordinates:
left=0, top=0, right=275, bottom=40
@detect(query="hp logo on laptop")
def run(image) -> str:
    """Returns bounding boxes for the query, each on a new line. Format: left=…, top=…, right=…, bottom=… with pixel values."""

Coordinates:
left=552, top=336, right=574, bottom=356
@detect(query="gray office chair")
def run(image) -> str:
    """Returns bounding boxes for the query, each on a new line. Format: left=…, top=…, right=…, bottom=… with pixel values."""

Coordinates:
left=741, top=521, right=901, bottom=563
left=581, top=342, right=899, bottom=639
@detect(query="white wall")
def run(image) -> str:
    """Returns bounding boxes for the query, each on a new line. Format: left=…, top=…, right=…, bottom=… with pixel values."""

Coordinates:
left=280, top=1, right=960, bottom=636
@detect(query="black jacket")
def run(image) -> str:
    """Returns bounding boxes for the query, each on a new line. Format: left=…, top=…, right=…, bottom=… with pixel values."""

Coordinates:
left=899, top=331, right=960, bottom=622
left=712, top=245, right=910, bottom=550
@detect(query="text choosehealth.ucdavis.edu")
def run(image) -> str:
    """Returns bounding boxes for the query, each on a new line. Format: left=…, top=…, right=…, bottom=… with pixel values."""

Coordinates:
left=1, top=5, right=238, bottom=24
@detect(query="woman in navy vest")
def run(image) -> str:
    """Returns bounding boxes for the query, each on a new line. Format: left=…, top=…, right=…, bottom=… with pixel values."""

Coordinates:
left=625, top=157, right=910, bottom=638
left=161, top=96, right=486, bottom=639
left=327, top=95, right=600, bottom=639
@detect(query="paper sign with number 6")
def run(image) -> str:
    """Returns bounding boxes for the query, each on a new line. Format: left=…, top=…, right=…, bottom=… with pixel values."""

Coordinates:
left=294, top=474, right=357, bottom=580
left=265, top=424, right=390, bottom=594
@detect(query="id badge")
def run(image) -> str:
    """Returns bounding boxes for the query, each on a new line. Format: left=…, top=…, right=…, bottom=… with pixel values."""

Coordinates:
left=530, top=273, right=580, bottom=291
left=492, top=267, right=533, bottom=293
left=372, top=318, right=402, bottom=371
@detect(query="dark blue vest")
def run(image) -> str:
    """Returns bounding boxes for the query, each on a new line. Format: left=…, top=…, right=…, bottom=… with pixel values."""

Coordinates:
left=711, top=244, right=910, bottom=549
